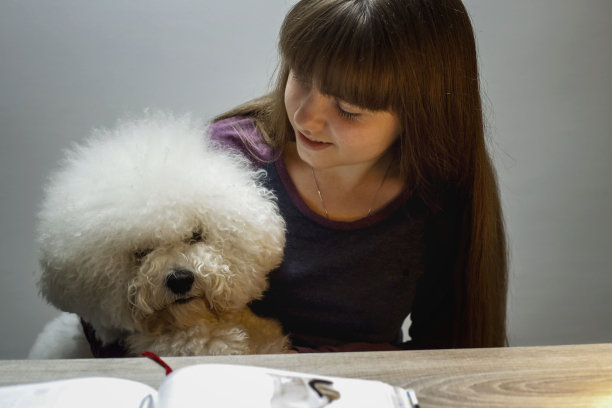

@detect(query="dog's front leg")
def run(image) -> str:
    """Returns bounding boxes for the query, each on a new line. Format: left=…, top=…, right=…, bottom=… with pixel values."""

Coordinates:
left=126, top=323, right=251, bottom=356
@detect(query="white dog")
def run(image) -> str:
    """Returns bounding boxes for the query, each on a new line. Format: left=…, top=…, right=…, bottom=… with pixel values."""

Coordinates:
left=28, top=113, right=288, bottom=358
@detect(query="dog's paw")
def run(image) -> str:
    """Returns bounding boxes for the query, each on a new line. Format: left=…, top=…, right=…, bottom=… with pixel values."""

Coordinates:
left=127, top=324, right=252, bottom=356
left=204, top=326, right=251, bottom=355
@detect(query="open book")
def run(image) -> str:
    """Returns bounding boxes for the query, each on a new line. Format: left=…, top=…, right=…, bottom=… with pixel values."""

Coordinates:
left=0, top=363, right=419, bottom=408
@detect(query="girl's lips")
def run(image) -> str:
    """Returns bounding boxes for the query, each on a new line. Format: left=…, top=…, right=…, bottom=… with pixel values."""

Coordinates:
left=296, top=131, right=332, bottom=151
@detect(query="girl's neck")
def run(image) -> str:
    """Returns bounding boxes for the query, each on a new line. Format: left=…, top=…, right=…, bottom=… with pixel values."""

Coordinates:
left=313, top=153, right=392, bottom=193
left=283, top=143, right=404, bottom=221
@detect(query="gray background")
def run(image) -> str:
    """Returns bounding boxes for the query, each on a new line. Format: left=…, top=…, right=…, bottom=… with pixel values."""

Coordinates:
left=1, top=1, right=610, bottom=359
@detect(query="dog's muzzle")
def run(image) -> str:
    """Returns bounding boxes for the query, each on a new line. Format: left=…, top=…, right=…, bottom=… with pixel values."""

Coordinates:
left=165, top=269, right=194, bottom=295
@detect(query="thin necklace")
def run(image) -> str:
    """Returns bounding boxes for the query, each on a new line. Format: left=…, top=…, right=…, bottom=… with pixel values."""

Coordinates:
left=310, top=160, right=392, bottom=219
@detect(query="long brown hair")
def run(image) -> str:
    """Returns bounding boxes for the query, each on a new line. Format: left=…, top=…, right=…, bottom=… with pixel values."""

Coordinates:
left=216, top=0, right=507, bottom=348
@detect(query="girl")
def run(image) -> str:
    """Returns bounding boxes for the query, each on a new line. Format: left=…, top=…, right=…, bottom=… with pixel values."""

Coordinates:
left=210, top=0, right=507, bottom=351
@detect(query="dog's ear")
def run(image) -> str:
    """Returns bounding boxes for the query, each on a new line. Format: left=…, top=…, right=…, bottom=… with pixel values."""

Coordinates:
left=200, top=211, right=286, bottom=311
left=37, top=251, right=136, bottom=333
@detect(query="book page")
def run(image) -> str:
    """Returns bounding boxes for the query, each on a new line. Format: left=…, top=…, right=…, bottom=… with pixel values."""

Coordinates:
left=155, top=364, right=416, bottom=408
left=0, top=364, right=417, bottom=407
left=0, top=377, right=156, bottom=408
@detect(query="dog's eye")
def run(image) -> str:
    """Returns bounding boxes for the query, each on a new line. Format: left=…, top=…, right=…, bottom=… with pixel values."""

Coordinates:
left=134, top=249, right=153, bottom=263
left=189, top=230, right=205, bottom=244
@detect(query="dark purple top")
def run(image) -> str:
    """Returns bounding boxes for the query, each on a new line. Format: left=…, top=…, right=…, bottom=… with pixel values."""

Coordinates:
left=209, top=117, right=458, bottom=351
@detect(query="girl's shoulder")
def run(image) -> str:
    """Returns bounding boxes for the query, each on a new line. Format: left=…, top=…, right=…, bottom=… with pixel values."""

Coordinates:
left=207, top=116, right=275, bottom=165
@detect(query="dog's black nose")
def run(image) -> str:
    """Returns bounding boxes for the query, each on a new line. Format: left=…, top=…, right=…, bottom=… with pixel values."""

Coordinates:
left=166, top=269, right=194, bottom=295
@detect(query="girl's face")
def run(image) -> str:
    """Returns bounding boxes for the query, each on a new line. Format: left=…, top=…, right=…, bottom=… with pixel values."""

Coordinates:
left=284, top=71, right=402, bottom=171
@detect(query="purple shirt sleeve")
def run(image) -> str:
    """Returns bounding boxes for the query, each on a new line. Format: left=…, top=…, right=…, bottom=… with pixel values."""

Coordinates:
left=207, top=117, right=275, bottom=166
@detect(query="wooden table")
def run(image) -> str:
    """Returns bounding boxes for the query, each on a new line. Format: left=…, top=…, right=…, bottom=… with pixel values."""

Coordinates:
left=1, top=343, right=611, bottom=407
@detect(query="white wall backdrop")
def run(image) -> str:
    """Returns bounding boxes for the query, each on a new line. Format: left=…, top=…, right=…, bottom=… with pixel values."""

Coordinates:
left=0, top=0, right=610, bottom=358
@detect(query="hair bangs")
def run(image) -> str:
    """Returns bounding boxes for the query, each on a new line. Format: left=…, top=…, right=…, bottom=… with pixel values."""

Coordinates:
left=279, top=0, right=400, bottom=112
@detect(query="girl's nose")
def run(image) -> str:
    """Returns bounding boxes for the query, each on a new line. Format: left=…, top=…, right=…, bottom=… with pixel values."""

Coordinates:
left=294, top=88, right=327, bottom=134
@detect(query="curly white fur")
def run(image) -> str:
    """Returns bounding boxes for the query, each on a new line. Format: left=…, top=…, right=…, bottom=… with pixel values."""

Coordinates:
left=29, top=112, right=288, bottom=358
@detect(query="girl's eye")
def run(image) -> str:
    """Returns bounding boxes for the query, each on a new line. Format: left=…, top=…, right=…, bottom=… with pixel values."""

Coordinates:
left=335, top=102, right=360, bottom=121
